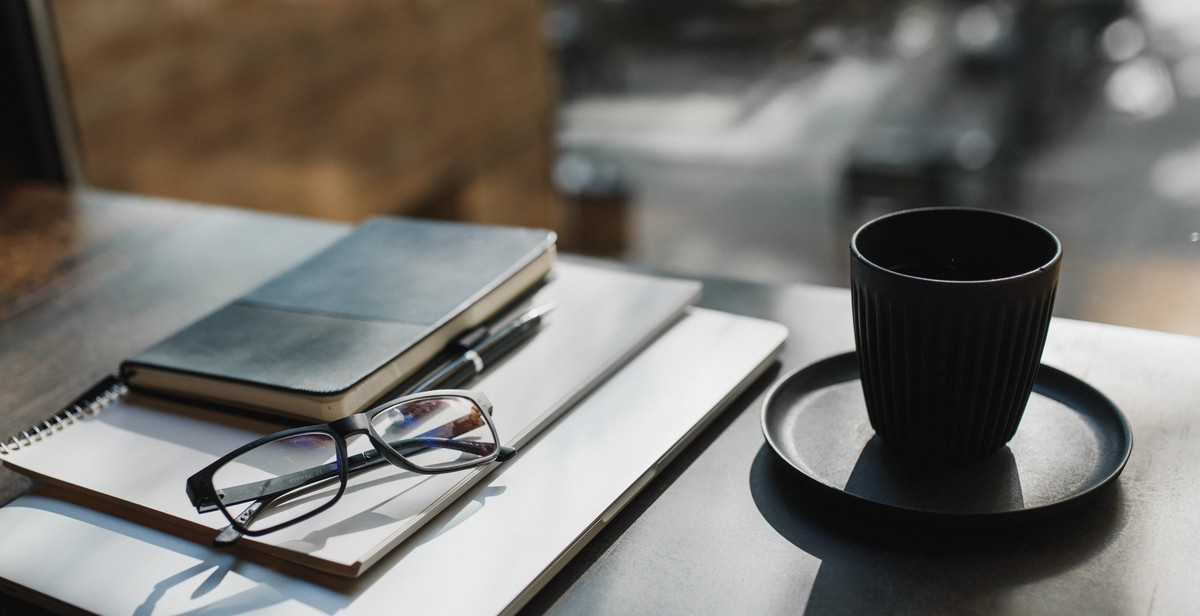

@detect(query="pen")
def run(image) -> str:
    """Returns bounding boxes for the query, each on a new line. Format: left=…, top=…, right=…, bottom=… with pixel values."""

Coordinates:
left=411, top=303, right=556, bottom=392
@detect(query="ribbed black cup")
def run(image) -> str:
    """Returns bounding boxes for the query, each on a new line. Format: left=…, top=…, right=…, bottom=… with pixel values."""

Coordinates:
left=850, top=208, right=1061, bottom=465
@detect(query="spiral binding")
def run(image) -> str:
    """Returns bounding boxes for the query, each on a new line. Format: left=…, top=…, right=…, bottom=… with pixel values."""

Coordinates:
left=0, top=377, right=128, bottom=455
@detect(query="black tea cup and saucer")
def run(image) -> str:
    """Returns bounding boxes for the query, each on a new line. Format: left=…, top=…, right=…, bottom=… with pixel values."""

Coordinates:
left=761, top=208, right=1132, bottom=524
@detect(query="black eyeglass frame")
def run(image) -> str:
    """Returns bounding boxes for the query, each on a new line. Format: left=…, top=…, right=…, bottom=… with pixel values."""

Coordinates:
left=185, top=389, right=510, bottom=537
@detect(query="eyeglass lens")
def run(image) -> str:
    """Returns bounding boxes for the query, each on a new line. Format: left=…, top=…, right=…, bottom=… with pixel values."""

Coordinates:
left=211, top=431, right=342, bottom=533
left=371, top=395, right=496, bottom=471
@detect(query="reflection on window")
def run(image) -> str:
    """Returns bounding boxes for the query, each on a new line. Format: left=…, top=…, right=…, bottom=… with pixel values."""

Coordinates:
left=51, top=0, right=563, bottom=232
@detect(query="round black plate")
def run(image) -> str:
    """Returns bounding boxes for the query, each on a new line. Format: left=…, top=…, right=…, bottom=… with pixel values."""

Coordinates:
left=761, top=352, right=1132, bottom=524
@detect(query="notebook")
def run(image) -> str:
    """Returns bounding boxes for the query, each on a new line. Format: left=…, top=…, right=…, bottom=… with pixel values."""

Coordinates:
left=0, top=307, right=788, bottom=615
left=0, top=262, right=700, bottom=577
left=121, top=216, right=558, bottom=422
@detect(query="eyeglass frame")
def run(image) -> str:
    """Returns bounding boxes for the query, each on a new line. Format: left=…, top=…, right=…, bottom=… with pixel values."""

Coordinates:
left=185, top=389, right=514, bottom=538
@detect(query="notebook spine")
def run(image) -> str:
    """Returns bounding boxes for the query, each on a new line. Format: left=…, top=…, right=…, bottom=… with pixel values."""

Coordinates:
left=0, top=376, right=128, bottom=455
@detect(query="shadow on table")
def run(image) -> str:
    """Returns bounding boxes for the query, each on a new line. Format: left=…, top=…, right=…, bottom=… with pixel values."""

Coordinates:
left=749, top=441, right=1125, bottom=614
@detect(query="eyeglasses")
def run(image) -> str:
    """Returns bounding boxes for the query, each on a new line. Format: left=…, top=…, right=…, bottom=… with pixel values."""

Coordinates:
left=185, top=390, right=515, bottom=543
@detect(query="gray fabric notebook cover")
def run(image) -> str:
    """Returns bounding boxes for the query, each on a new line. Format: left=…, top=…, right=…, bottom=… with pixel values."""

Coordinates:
left=123, top=217, right=555, bottom=396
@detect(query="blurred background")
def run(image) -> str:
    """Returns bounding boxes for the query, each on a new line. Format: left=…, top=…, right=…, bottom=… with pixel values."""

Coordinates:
left=11, top=0, right=1200, bottom=335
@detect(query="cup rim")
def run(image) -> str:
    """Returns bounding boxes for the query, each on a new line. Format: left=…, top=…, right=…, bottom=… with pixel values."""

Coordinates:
left=850, top=207, right=1062, bottom=285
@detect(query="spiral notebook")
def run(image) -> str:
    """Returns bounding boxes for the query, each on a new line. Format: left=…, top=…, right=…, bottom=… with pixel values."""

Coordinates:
left=0, top=307, right=788, bottom=615
left=0, top=262, right=700, bottom=578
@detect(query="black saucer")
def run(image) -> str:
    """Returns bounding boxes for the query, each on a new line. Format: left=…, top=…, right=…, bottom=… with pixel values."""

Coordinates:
left=761, top=352, right=1132, bottom=524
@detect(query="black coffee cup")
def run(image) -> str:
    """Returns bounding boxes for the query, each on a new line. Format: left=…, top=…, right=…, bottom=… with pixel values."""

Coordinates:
left=850, top=208, right=1061, bottom=465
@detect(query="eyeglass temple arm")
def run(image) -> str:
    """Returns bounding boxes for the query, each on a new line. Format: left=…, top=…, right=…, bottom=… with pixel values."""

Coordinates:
left=196, top=437, right=499, bottom=513
left=209, top=441, right=518, bottom=549
left=210, top=442, right=518, bottom=549
left=193, top=409, right=487, bottom=512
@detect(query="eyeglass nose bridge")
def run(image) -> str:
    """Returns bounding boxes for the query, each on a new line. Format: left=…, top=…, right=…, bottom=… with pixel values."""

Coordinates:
left=329, top=412, right=407, bottom=469
left=329, top=413, right=371, bottom=436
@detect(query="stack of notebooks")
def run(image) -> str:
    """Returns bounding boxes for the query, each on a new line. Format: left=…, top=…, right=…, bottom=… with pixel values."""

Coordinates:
left=0, top=217, right=787, bottom=614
